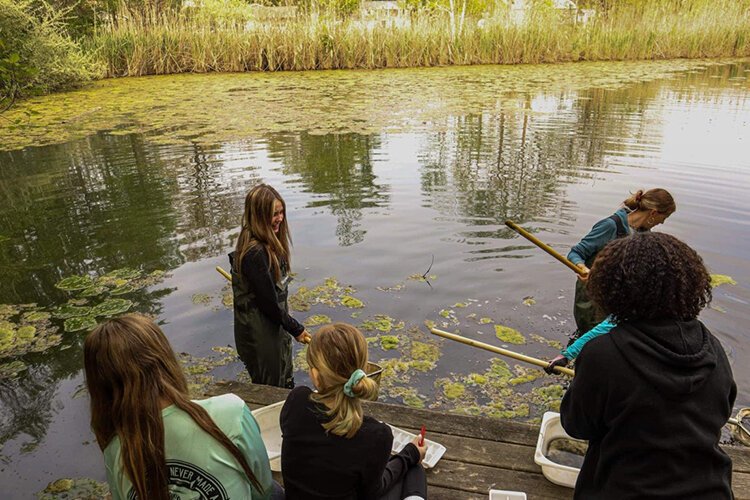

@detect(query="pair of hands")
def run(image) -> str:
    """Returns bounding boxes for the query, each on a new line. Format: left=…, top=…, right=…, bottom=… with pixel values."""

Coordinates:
left=545, top=354, right=569, bottom=374
left=410, top=435, right=428, bottom=464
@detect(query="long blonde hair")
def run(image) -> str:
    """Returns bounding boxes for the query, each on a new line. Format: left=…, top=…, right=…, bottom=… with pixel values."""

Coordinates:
left=306, top=323, right=379, bottom=438
left=623, top=188, right=676, bottom=215
left=234, top=184, right=291, bottom=282
left=84, top=314, right=263, bottom=500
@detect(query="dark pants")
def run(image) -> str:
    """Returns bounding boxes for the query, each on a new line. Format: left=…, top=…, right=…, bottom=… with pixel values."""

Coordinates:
left=573, top=278, right=606, bottom=336
left=378, top=465, right=427, bottom=500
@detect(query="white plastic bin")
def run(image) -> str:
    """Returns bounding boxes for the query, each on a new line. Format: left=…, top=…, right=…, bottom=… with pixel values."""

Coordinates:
left=251, top=400, right=285, bottom=472
left=387, top=424, right=446, bottom=469
left=533, top=411, right=585, bottom=488
left=488, top=489, right=527, bottom=500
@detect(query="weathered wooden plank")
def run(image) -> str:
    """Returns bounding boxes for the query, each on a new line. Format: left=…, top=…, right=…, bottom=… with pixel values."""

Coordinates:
left=726, top=446, right=750, bottom=473
left=398, top=427, right=539, bottom=473
left=733, top=471, right=750, bottom=499
left=209, top=381, right=539, bottom=446
left=210, top=381, right=750, bottom=499
left=426, top=458, right=573, bottom=500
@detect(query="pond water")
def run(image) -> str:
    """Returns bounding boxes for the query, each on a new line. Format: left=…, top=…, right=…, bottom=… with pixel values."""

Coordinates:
left=1, top=59, right=749, bottom=496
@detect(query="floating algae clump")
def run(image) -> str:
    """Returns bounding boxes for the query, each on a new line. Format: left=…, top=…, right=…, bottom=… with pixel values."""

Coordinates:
left=380, top=335, right=400, bottom=350
left=91, top=298, right=133, bottom=317
left=465, top=373, right=487, bottom=385
left=192, top=293, right=212, bottom=305
left=340, top=295, right=364, bottom=308
left=479, top=317, right=493, bottom=324
left=39, top=478, right=109, bottom=499
left=389, top=387, right=425, bottom=408
left=361, top=315, right=401, bottom=333
left=304, top=314, right=331, bottom=327
left=441, top=381, right=466, bottom=399
left=710, top=274, right=737, bottom=287
left=409, top=341, right=440, bottom=370
left=495, top=324, right=526, bottom=344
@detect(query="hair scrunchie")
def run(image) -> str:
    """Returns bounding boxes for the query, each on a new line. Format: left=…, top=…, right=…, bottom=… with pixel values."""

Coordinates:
left=343, top=369, right=367, bottom=397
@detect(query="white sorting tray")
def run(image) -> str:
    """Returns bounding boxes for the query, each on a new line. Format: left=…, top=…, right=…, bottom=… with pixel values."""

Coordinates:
left=533, top=411, right=584, bottom=488
left=251, top=400, right=285, bottom=472
left=387, top=424, right=446, bottom=469
left=489, top=490, right=527, bottom=500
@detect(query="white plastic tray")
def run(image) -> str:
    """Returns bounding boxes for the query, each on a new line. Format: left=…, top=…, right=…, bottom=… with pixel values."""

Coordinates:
left=533, top=411, right=584, bottom=488
left=488, top=490, right=527, bottom=500
left=251, top=401, right=285, bottom=472
left=387, top=424, right=446, bottom=469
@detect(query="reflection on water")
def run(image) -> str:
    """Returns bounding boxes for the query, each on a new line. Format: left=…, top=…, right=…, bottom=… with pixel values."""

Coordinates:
left=0, top=61, right=749, bottom=494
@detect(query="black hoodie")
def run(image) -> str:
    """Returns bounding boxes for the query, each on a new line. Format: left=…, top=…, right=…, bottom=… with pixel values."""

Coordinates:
left=560, top=319, right=736, bottom=500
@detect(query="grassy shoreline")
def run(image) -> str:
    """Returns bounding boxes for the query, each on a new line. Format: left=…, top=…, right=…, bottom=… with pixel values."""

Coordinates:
left=87, top=1, right=750, bottom=78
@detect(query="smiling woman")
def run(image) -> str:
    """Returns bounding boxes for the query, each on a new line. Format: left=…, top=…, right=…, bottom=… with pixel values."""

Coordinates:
left=229, top=184, right=311, bottom=388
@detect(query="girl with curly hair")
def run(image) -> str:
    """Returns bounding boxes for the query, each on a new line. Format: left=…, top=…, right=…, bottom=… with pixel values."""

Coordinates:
left=560, top=232, right=736, bottom=499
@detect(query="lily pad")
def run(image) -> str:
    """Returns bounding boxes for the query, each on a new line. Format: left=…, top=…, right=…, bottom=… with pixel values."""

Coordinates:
left=22, top=311, right=51, bottom=322
left=64, top=315, right=98, bottom=332
left=79, top=286, right=108, bottom=297
left=17, top=325, right=36, bottom=340
left=54, top=304, right=93, bottom=319
left=110, top=283, right=138, bottom=295
left=91, top=298, right=133, bottom=317
left=55, top=275, right=94, bottom=291
left=103, top=268, right=142, bottom=280
left=0, top=360, right=27, bottom=380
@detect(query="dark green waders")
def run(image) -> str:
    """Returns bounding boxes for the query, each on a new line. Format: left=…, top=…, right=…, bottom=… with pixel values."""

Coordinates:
left=230, top=253, right=294, bottom=389
left=572, top=214, right=629, bottom=336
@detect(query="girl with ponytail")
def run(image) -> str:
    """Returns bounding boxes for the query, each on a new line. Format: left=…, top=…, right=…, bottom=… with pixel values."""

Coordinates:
left=281, top=323, right=428, bottom=500
left=84, top=314, right=280, bottom=500
left=566, top=188, right=676, bottom=335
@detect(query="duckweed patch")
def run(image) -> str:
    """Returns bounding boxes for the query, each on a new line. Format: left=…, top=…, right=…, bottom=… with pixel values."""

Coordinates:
left=495, top=324, right=526, bottom=344
left=711, top=274, right=737, bottom=287
left=289, top=277, right=359, bottom=312
left=441, top=381, right=466, bottom=399
left=178, top=346, right=239, bottom=397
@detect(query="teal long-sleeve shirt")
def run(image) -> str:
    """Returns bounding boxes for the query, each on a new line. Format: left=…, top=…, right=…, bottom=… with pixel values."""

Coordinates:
left=562, top=316, right=616, bottom=359
left=567, top=208, right=631, bottom=266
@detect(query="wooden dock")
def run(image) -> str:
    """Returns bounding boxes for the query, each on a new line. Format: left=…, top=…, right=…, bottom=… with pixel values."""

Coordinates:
left=209, top=382, right=750, bottom=500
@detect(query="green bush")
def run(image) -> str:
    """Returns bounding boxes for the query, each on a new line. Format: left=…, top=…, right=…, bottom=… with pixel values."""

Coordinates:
left=0, top=0, right=98, bottom=107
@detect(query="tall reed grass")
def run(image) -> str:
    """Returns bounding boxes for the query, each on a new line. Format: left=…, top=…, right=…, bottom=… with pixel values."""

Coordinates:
left=86, top=0, right=750, bottom=77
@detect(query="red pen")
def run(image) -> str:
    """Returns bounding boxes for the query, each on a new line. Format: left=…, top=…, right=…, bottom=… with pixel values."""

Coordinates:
left=419, top=425, right=426, bottom=446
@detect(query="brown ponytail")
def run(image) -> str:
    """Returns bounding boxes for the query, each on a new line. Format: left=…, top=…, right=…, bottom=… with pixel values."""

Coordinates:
left=623, top=188, right=676, bottom=214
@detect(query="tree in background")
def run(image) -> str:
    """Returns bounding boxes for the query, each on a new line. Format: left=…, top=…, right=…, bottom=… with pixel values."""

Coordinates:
left=0, top=0, right=97, bottom=110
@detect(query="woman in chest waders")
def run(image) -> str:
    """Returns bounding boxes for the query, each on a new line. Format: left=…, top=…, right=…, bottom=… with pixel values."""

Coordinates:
left=567, top=188, right=676, bottom=337
left=230, top=184, right=311, bottom=388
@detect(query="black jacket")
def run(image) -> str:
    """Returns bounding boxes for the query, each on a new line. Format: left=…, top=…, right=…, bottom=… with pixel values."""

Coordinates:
left=561, top=319, right=736, bottom=500
left=281, top=386, right=421, bottom=500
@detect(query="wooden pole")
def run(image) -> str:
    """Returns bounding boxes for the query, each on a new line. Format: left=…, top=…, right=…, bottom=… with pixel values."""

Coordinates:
left=216, top=266, right=232, bottom=281
left=430, top=327, right=575, bottom=377
left=505, top=220, right=586, bottom=276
